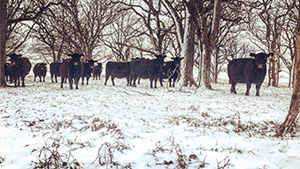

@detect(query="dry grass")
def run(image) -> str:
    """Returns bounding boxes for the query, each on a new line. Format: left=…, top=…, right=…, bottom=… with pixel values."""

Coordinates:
left=31, top=136, right=81, bottom=169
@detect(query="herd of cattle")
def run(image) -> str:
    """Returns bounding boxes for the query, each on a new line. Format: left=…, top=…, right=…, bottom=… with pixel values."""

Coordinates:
left=4, top=52, right=273, bottom=96
left=4, top=53, right=183, bottom=90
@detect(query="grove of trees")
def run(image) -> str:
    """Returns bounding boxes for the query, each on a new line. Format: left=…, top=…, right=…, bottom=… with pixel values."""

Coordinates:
left=0, top=0, right=299, bottom=136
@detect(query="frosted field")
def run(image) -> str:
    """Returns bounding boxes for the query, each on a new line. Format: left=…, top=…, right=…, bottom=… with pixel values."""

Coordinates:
left=0, top=74, right=299, bottom=169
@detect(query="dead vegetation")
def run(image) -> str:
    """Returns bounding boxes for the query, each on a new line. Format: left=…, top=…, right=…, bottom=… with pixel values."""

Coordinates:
left=26, top=116, right=131, bottom=168
left=92, top=142, right=131, bottom=168
left=0, top=156, right=4, bottom=164
left=30, top=136, right=81, bottom=169
left=168, top=111, right=300, bottom=138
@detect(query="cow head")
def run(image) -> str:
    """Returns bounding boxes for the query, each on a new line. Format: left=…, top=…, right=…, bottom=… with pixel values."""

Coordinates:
left=250, top=52, right=273, bottom=69
left=154, top=54, right=167, bottom=61
left=97, top=62, right=102, bottom=69
left=7, top=53, right=22, bottom=66
left=171, top=57, right=184, bottom=64
left=40, top=63, right=47, bottom=70
left=171, top=57, right=184, bottom=69
left=68, top=53, right=83, bottom=66
left=86, top=59, right=96, bottom=69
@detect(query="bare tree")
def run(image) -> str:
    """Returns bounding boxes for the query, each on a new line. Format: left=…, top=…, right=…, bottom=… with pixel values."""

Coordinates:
left=31, top=0, right=119, bottom=62
left=102, top=11, right=145, bottom=61
left=214, top=33, right=250, bottom=83
left=162, top=0, right=198, bottom=87
left=247, top=0, right=295, bottom=87
left=276, top=12, right=300, bottom=137
left=0, top=0, right=62, bottom=87
left=116, top=0, right=175, bottom=57
left=31, top=4, right=68, bottom=62
left=0, top=0, right=8, bottom=87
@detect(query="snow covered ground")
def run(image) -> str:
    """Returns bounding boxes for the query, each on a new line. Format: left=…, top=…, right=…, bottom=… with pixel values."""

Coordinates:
left=0, top=74, right=299, bottom=169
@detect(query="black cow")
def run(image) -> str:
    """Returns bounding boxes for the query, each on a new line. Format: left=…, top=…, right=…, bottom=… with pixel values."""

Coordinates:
left=50, top=61, right=61, bottom=83
left=33, top=63, right=47, bottom=82
left=130, top=57, right=145, bottom=84
left=7, top=53, right=31, bottom=87
left=130, top=54, right=166, bottom=88
left=160, top=57, right=183, bottom=87
left=227, top=52, right=273, bottom=96
left=81, top=59, right=96, bottom=85
left=104, top=61, right=131, bottom=86
left=60, top=53, right=83, bottom=89
left=4, top=63, right=12, bottom=82
left=92, top=62, right=102, bottom=80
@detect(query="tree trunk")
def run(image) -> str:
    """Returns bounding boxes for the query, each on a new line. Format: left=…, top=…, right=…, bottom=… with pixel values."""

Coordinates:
left=181, top=7, right=197, bottom=87
left=276, top=54, right=280, bottom=86
left=288, top=70, right=292, bottom=87
left=276, top=22, right=300, bottom=137
left=197, top=40, right=203, bottom=86
left=202, top=0, right=221, bottom=89
left=214, top=47, right=219, bottom=84
left=203, top=46, right=212, bottom=89
left=0, top=0, right=7, bottom=87
left=267, top=60, right=272, bottom=87
left=271, top=53, right=276, bottom=86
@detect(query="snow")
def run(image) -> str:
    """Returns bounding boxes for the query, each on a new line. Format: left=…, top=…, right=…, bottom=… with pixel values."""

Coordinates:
left=0, top=74, right=299, bottom=169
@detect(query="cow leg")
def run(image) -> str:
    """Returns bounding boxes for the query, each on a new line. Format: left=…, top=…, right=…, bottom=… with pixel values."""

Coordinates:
left=245, top=83, right=251, bottom=96
left=169, top=78, right=172, bottom=87
left=39, top=76, right=42, bottom=82
left=17, top=77, right=20, bottom=86
left=230, top=81, right=237, bottom=94
left=81, top=77, right=84, bottom=85
left=21, top=77, right=25, bottom=87
left=172, top=78, right=176, bottom=87
left=69, top=78, right=73, bottom=89
left=34, top=76, right=36, bottom=81
left=126, top=77, right=130, bottom=86
left=43, top=76, right=45, bottom=82
left=132, top=76, right=137, bottom=87
left=160, top=78, right=164, bottom=87
left=138, top=78, right=140, bottom=84
left=104, top=74, right=109, bottom=85
left=14, top=77, right=17, bottom=87
left=128, top=76, right=132, bottom=86
left=60, top=77, right=64, bottom=88
left=86, top=76, right=89, bottom=85
left=51, top=74, right=54, bottom=83
left=150, top=78, right=153, bottom=88
left=255, top=84, right=261, bottom=96
left=75, top=77, right=79, bottom=89
left=154, top=79, right=158, bottom=88
left=111, top=77, right=115, bottom=86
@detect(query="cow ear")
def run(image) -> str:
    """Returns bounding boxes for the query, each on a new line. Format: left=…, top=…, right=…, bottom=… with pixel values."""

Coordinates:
left=267, top=53, right=274, bottom=58
left=180, top=57, right=184, bottom=60
left=80, top=55, right=84, bottom=59
left=250, top=53, right=256, bottom=59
